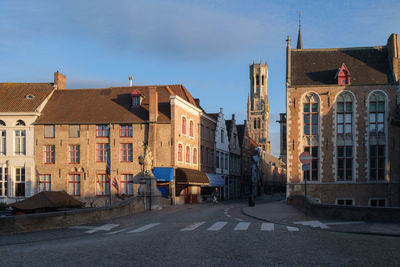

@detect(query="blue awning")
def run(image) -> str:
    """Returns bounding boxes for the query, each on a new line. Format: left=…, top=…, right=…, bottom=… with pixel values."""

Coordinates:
left=153, top=167, right=174, bottom=182
left=206, top=173, right=225, bottom=187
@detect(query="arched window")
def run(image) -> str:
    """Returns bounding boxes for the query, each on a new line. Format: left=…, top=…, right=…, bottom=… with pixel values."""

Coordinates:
left=303, top=92, right=320, bottom=181
left=189, top=120, right=194, bottom=137
left=186, top=146, right=190, bottom=164
left=369, top=91, right=386, bottom=181
left=336, top=91, right=354, bottom=181
left=193, top=148, right=197, bottom=164
left=181, top=117, right=186, bottom=135
left=16, top=120, right=25, bottom=126
left=0, top=120, right=5, bottom=126
left=256, top=75, right=259, bottom=85
left=178, top=144, right=183, bottom=162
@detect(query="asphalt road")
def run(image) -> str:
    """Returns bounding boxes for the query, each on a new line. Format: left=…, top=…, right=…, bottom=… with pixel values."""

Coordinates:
left=1, top=199, right=399, bottom=266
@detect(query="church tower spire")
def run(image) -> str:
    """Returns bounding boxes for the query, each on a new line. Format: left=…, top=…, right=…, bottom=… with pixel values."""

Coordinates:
left=296, top=11, right=303, bottom=49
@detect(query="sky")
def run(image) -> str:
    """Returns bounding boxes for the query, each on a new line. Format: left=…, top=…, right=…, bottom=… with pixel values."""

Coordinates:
left=1, top=0, right=400, bottom=156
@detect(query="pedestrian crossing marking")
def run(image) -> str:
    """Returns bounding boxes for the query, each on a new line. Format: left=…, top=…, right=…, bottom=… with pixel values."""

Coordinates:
left=234, top=222, right=250, bottom=231
left=180, top=222, right=205, bottom=231
left=85, top=224, right=119, bottom=234
left=287, top=226, right=299, bottom=232
left=294, top=220, right=329, bottom=229
left=107, top=228, right=129, bottom=235
left=261, top=223, right=274, bottom=231
left=128, top=223, right=160, bottom=233
left=207, top=222, right=228, bottom=231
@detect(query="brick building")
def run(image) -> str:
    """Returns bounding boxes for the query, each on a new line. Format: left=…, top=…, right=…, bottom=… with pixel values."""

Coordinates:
left=226, top=114, right=241, bottom=199
left=34, top=83, right=208, bottom=206
left=286, top=31, right=400, bottom=207
left=0, top=72, right=61, bottom=204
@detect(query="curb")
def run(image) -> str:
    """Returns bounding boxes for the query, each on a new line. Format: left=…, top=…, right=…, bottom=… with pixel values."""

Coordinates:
left=241, top=203, right=400, bottom=238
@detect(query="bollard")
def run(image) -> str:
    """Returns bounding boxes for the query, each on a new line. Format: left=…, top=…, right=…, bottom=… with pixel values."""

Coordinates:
left=248, top=196, right=255, bottom=207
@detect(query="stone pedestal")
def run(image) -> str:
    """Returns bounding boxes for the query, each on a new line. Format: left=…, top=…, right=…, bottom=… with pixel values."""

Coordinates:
left=138, top=173, right=162, bottom=210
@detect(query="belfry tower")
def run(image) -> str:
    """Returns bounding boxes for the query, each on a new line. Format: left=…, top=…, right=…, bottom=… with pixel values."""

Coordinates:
left=247, top=61, right=271, bottom=153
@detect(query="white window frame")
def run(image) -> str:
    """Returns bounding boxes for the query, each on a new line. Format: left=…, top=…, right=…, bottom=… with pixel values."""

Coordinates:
left=39, top=174, right=51, bottom=192
left=14, top=130, right=26, bottom=155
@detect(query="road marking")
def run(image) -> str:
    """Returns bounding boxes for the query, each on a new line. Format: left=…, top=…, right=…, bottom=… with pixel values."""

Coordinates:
left=106, top=228, right=129, bottom=235
left=325, top=221, right=364, bottom=225
left=226, top=215, right=231, bottom=217
left=287, top=226, right=299, bottom=232
left=294, top=220, right=329, bottom=229
left=128, top=223, right=160, bottom=233
left=69, top=226, right=97, bottom=230
left=85, top=224, right=119, bottom=234
left=234, top=222, right=250, bottom=231
left=234, top=218, right=243, bottom=222
left=207, top=222, right=228, bottom=231
left=261, top=223, right=274, bottom=231
left=180, top=222, right=205, bottom=231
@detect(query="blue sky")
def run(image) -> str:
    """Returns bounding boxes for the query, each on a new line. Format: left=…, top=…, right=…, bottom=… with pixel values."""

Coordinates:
left=1, top=0, right=400, bottom=156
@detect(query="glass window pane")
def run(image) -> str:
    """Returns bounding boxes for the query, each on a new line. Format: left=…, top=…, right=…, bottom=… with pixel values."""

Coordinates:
left=312, top=147, right=318, bottom=157
left=337, top=169, right=343, bottom=180
left=338, top=125, right=344, bottom=134
left=337, top=114, right=344, bottom=123
left=377, top=123, right=384, bottom=133
left=378, top=146, right=384, bottom=156
left=345, top=125, right=352, bottom=134
left=346, top=146, right=352, bottom=157
left=377, top=113, right=384, bottom=123
left=304, top=147, right=310, bottom=153
left=345, top=114, right=352, bottom=123
left=312, top=103, right=318, bottom=112
left=378, top=102, right=384, bottom=112
left=369, top=124, right=376, bottom=132
left=337, top=103, right=344, bottom=112
left=338, top=147, right=344, bottom=157
left=304, top=115, right=310, bottom=124
left=312, top=125, right=318, bottom=135
left=345, top=200, right=353, bottom=206
left=370, top=146, right=376, bottom=157
left=369, top=114, right=376, bottom=123
left=304, top=104, right=310, bottom=112
left=312, top=114, right=318, bottom=124
left=370, top=102, right=376, bottom=112
left=304, top=126, right=309, bottom=135
left=338, top=159, right=344, bottom=169
left=345, top=102, right=352, bottom=112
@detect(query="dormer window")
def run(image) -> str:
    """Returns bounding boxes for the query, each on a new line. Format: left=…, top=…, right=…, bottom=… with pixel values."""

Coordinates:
left=336, top=63, right=351, bottom=85
left=131, top=89, right=143, bottom=108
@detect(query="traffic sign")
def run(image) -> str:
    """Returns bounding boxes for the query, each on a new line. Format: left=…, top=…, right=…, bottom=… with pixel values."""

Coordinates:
left=299, top=152, right=312, bottom=164
left=302, top=164, right=310, bottom=171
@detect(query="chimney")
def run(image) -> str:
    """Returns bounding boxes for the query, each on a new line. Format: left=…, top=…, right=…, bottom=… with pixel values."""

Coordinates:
left=194, top=98, right=200, bottom=107
left=54, top=71, right=66, bottom=89
left=148, top=87, right=158, bottom=122
left=129, top=76, right=133, bottom=87
left=232, top=114, right=235, bottom=121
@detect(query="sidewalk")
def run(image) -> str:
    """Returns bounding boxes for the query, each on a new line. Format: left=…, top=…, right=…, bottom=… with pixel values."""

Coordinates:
left=242, top=196, right=400, bottom=237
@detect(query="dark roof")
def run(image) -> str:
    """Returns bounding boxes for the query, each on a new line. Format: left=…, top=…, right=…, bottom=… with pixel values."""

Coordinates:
left=35, top=85, right=198, bottom=124
left=0, top=83, right=54, bottom=112
left=207, top=113, right=219, bottom=121
left=8, top=191, right=83, bottom=211
left=175, top=168, right=209, bottom=185
left=236, top=124, right=245, bottom=145
left=291, top=47, right=392, bottom=86
left=225, top=120, right=232, bottom=136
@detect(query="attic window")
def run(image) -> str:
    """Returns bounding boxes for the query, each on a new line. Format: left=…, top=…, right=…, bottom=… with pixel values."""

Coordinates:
left=336, top=63, right=351, bottom=85
left=26, top=94, right=35, bottom=100
left=133, top=96, right=140, bottom=107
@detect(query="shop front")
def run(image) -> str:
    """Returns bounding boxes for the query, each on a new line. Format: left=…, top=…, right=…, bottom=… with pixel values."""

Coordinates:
left=175, top=168, right=209, bottom=204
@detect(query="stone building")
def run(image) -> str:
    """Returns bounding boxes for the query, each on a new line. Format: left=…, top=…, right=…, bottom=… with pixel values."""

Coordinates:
left=208, top=108, right=230, bottom=199
left=34, top=84, right=208, bottom=206
left=247, top=61, right=271, bottom=153
left=226, top=115, right=241, bottom=199
left=286, top=31, right=400, bottom=207
left=0, top=72, right=62, bottom=204
left=276, top=113, right=287, bottom=163
left=237, top=121, right=252, bottom=197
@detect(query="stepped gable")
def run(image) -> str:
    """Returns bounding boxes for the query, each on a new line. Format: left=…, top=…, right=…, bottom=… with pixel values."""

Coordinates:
left=291, top=47, right=392, bottom=86
left=0, top=83, right=54, bottom=112
left=35, top=85, right=196, bottom=124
